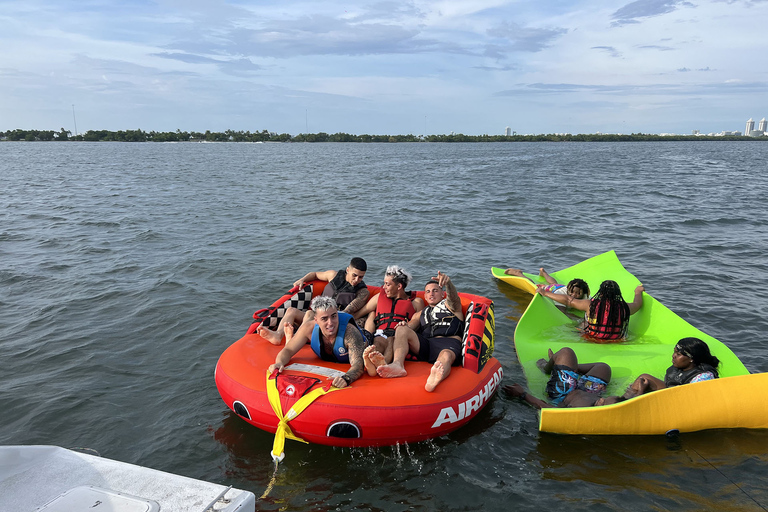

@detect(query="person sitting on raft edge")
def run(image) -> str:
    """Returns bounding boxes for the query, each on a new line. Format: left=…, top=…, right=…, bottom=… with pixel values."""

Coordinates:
left=367, top=271, right=466, bottom=392
left=621, top=337, right=720, bottom=399
left=503, top=347, right=625, bottom=408
left=267, top=296, right=367, bottom=388
left=504, top=267, right=590, bottom=300
left=537, top=279, right=644, bottom=341
left=258, top=257, right=369, bottom=345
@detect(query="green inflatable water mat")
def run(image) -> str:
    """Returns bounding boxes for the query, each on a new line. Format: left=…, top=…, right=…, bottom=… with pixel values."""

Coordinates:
left=498, top=251, right=749, bottom=398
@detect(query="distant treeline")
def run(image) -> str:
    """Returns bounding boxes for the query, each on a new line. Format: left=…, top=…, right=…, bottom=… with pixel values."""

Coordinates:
left=2, top=128, right=765, bottom=143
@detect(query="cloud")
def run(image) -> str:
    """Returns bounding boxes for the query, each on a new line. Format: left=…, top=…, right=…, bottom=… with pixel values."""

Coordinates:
left=151, top=52, right=222, bottom=65
left=591, top=46, right=622, bottom=58
left=165, top=15, right=446, bottom=59
left=637, top=44, right=674, bottom=51
left=611, top=0, right=695, bottom=26
left=2, top=0, right=767, bottom=135
left=152, top=52, right=262, bottom=76
left=713, top=0, right=768, bottom=4
left=473, top=64, right=518, bottom=72
left=217, top=57, right=262, bottom=77
left=493, top=80, right=768, bottom=98
left=486, top=21, right=568, bottom=53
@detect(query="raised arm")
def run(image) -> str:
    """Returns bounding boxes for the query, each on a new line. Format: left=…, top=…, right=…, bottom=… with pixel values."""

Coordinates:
left=628, top=285, right=645, bottom=315
left=536, top=285, right=590, bottom=312
left=435, top=271, right=465, bottom=321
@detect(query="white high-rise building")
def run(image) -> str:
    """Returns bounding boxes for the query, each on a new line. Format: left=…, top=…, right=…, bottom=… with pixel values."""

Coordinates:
left=746, top=118, right=755, bottom=134
left=759, top=118, right=768, bottom=132
left=504, top=126, right=512, bottom=136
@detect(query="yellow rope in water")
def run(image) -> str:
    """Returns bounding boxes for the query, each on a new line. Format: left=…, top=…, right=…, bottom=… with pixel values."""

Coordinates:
left=259, top=459, right=279, bottom=500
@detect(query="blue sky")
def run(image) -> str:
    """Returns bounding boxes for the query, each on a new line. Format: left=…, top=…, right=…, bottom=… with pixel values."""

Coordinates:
left=1, top=0, right=766, bottom=135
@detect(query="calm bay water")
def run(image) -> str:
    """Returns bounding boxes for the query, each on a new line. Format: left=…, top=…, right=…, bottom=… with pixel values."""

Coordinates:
left=2, top=140, right=768, bottom=511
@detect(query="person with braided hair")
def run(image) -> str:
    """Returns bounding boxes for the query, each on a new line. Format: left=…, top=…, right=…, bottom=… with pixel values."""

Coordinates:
left=536, top=279, right=644, bottom=341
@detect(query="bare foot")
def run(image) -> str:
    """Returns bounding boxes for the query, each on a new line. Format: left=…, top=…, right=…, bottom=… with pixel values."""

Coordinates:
left=425, top=361, right=447, bottom=392
left=363, top=346, right=386, bottom=376
left=504, top=268, right=524, bottom=277
left=257, top=325, right=283, bottom=345
left=537, top=349, right=555, bottom=374
left=377, top=361, right=407, bottom=379
left=284, top=323, right=295, bottom=344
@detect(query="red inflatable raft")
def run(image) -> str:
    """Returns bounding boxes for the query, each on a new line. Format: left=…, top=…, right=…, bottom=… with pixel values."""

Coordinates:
left=215, top=281, right=501, bottom=449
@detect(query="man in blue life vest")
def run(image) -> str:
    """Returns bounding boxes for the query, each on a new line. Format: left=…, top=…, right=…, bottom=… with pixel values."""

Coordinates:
left=354, top=265, right=424, bottom=369
left=258, top=257, right=369, bottom=345
left=373, top=271, right=465, bottom=392
left=267, top=296, right=366, bottom=388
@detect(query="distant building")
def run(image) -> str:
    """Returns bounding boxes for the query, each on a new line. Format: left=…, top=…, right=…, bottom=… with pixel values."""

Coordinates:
left=746, top=118, right=755, bottom=135
left=504, top=126, right=512, bottom=136
left=692, top=130, right=700, bottom=135
left=745, top=116, right=765, bottom=136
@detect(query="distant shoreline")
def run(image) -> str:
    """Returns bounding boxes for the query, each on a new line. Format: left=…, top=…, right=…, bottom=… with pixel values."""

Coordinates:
left=2, top=129, right=766, bottom=143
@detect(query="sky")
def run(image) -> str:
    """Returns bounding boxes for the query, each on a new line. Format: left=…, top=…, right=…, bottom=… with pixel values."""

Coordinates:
left=1, top=0, right=767, bottom=136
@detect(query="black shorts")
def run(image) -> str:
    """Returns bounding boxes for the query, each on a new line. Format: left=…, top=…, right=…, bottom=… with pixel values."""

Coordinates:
left=416, top=334, right=463, bottom=365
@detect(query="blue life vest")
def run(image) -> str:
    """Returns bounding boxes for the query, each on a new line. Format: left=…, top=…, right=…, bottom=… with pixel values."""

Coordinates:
left=310, top=312, right=357, bottom=363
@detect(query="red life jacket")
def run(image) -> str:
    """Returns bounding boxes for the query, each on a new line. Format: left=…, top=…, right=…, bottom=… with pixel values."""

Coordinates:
left=374, top=292, right=416, bottom=335
left=584, top=299, right=629, bottom=340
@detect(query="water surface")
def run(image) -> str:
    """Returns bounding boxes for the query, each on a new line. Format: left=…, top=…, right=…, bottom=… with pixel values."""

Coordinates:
left=2, top=141, right=767, bottom=511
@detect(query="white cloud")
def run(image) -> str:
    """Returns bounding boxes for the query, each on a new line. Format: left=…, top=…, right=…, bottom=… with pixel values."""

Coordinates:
left=1, top=0, right=767, bottom=134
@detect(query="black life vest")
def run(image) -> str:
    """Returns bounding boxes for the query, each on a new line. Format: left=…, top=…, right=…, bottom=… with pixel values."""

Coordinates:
left=322, top=269, right=367, bottom=310
left=664, top=363, right=718, bottom=387
left=420, top=299, right=464, bottom=338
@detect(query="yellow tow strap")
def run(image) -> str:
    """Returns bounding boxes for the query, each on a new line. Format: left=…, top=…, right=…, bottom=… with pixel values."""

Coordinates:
left=266, top=371, right=341, bottom=462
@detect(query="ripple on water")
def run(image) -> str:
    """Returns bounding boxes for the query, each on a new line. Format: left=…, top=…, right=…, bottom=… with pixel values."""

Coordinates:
left=2, top=141, right=768, bottom=511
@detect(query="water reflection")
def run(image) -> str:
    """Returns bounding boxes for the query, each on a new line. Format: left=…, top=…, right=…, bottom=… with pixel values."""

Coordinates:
left=532, top=431, right=768, bottom=511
